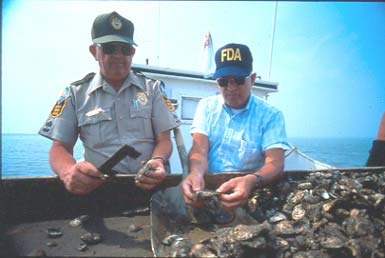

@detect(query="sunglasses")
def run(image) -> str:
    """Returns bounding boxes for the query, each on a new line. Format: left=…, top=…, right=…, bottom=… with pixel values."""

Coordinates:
left=97, top=43, right=135, bottom=56
left=216, top=76, right=247, bottom=87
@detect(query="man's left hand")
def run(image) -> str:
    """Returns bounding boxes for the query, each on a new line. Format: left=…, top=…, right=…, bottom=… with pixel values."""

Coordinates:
left=216, top=174, right=258, bottom=209
left=135, top=159, right=166, bottom=190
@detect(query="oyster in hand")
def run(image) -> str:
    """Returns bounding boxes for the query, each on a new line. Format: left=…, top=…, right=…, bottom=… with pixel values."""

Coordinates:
left=135, top=162, right=155, bottom=179
left=191, top=190, right=234, bottom=224
left=192, top=190, right=221, bottom=201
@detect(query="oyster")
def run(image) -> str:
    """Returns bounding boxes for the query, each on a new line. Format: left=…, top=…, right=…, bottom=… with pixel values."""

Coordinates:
left=189, top=243, right=216, bottom=257
left=274, top=221, right=303, bottom=236
left=77, top=243, right=88, bottom=252
left=128, top=224, right=142, bottom=232
left=170, top=238, right=192, bottom=257
left=45, top=241, right=57, bottom=247
left=291, top=204, right=306, bottom=220
left=162, top=234, right=183, bottom=246
left=69, top=214, right=90, bottom=227
left=288, top=191, right=305, bottom=205
left=343, top=216, right=374, bottom=237
left=297, top=182, right=313, bottom=190
left=192, top=221, right=271, bottom=258
left=208, top=234, right=244, bottom=258
left=80, top=232, right=102, bottom=245
left=191, top=190, right=234, bottom=224
left=135, top=162, right=155, bottom=179
left=319, top=236, right=344, bottom=249
left=160, top=169, right=385, bottom=257
left=320, top=191, right=330, bottom=200
left=269, top=212, right=287, bottom=223
left=192, top=190, right=221, bottom=201
left=46, top=227, right=62, bottom=239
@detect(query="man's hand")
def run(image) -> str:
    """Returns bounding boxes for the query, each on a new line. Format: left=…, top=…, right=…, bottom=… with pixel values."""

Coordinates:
left=216, top=174, right=257, bottom=209
left=60, top=161, right=105, bottom=195
left=181, top=173, right=206, bottom=208
left=135, top=159, right=166, bottom=190
left=183, top=132, right=209, bottom=207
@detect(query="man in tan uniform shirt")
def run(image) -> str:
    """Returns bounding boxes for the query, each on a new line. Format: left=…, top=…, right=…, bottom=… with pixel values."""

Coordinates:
left=39, top=11, right=180, bottom=195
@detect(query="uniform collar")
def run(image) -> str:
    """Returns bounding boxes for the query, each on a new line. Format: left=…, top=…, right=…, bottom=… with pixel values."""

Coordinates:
left=87, top=71, right=145, bottom=95
left=125, top=71, right=145, bottom=90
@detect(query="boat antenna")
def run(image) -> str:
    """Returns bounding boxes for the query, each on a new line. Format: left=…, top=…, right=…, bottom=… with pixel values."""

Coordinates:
left=268, top=1, right=278, bottom=80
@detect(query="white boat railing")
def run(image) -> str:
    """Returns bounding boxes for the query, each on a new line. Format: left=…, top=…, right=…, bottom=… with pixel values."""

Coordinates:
left=284, top=145, right=334, bottom=171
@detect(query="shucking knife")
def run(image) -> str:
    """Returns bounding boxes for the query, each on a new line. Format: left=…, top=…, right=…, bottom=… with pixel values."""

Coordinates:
left=98, top=144, right=142, bottom=177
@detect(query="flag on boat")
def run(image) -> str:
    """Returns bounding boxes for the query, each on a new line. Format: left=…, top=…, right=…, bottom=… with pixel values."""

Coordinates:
left=200, top=31, right=215, bottom=78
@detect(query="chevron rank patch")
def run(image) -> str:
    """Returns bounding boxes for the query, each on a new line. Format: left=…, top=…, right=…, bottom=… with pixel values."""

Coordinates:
left=158, top=81, right=174, bottom=112
left=50, top=86, right=70, bottom=118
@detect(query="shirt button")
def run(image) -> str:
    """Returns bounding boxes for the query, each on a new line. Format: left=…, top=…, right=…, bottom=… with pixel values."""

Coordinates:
left=119, top=116, right=123, bottom=119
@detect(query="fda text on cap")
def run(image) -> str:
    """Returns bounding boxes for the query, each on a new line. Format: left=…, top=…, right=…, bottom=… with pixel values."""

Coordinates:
left=221, top=48, right=242, bottom=62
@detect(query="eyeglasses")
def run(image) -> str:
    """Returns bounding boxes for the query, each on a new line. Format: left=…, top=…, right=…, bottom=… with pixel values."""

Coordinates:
left=97, top=43, right=135, bottom=56
left=216, top=76, right=247, bottom=87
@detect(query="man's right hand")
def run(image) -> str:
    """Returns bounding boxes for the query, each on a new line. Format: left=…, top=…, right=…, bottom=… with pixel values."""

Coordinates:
left=60, top=161, right=104, bottom=195
left=181, top=173, right=205, bottom=207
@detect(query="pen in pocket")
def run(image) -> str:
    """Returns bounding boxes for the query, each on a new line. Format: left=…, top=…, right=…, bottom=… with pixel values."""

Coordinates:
left=239, top=139, right=246, bottom=151
left=132, top=99, right=139, bottom=110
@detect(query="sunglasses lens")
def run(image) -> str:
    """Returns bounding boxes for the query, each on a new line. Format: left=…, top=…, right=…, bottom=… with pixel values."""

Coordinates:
left=217, top=77, right=246, bottom=87
left=218, top=78, right=229, bottom=87
left=102, top=44, right=115, bottom=55
left=121, top=45, right=133, bottom=55
left=100, top=44, right=134, bottom=56
left=234, top=77, right=245, bottom=85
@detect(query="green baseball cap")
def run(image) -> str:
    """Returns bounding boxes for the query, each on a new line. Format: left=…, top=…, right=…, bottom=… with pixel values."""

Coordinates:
left=91, top=11, right=137, bottom=46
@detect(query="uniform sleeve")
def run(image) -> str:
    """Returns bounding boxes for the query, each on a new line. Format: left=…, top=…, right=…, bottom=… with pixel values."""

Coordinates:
left=38, top=87, right=78, bottom=146
left=261, top=110, right=290, bottom=151
left=190, top=98, right=209, bottom=136
left=150, top=81, right=180, bottom=135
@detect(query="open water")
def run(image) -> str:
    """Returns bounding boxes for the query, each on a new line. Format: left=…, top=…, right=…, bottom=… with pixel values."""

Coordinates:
left=1, top=133, right=374, bottom=178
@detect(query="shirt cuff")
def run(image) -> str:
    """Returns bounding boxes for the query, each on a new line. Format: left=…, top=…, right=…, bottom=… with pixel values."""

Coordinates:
left=265, top=143, right=290, bottom=151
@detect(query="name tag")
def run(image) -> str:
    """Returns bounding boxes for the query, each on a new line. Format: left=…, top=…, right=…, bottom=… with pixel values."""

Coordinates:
left=85, top=107, right=104, bottom=117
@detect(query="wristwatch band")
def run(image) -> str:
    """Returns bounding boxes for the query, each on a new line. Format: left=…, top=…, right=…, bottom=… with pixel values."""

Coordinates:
left=252, top=173, right=264, bottom=188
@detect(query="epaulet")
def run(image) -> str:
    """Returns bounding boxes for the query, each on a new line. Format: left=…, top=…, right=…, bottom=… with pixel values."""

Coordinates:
left=71, top=72, right=96, bottom=86
left=133, top=70, right=157, bottom=82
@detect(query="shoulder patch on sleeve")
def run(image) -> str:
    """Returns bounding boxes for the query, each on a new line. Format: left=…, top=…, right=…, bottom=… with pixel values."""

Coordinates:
left=71, top=72, right=96, bottom=86
left=50, top=86, right=71, bottom=118
left=157, top=80, right=175, bottom=112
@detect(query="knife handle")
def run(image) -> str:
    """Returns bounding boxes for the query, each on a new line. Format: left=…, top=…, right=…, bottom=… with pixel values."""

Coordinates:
left=98, top=145, right=141, bottom=176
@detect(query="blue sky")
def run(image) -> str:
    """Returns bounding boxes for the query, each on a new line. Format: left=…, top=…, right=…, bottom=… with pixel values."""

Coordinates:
left=2, top=1, right=384, bottom=138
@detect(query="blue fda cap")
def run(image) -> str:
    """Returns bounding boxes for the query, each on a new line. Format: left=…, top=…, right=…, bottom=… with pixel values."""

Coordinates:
left=212, top=43, right=253, bottom=79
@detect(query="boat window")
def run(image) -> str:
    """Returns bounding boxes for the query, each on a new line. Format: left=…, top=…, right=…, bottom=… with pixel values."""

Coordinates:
left=181, top=97, right=201, bottom=120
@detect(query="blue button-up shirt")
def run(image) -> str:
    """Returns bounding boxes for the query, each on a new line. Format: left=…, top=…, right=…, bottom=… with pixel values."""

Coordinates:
left=191, top=94, right=289, bottom=173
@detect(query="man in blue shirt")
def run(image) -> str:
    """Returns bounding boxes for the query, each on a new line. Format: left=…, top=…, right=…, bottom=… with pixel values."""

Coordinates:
left=182, top=43, right=289, bottom=209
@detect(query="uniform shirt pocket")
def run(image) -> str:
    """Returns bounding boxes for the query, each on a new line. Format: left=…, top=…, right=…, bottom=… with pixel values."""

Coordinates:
left=128, top=105, right=153, bottom=138
left=78, top=108, right=113, bottom=147
left=129, top=105, right=152, bottom=119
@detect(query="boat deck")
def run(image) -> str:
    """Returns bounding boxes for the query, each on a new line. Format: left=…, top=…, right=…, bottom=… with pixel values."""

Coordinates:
left=5, top=215, right=153, bottom=257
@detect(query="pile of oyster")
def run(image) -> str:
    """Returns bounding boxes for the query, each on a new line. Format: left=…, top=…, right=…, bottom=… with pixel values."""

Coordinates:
left=166, top=170, right=385, bottom=258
